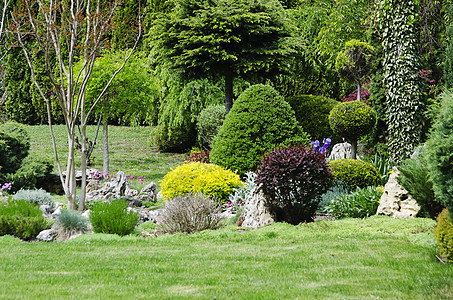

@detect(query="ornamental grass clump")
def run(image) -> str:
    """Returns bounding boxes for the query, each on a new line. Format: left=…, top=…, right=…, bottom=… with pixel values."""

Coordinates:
left=256, top=145, right=334, bottom=224
left=160, top=193, right=224, bottom=234
left=90, top=199, right=139, bottom=236
left=160, top=162, right=242, bottom=203
left=326, top=186, right=383, bottom=218
left=52, top=209, right=90, bottom=241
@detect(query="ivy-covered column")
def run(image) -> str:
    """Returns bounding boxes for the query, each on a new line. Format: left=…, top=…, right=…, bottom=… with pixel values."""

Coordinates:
left=378, top=0, right=424, bottom=163
left=445, top=5, right=453, bottom=90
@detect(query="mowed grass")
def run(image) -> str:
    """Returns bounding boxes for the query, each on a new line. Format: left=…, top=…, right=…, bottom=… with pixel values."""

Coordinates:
left=26, top=125, right=186, bottom=190
left=0, top=216, right=452, bottom=299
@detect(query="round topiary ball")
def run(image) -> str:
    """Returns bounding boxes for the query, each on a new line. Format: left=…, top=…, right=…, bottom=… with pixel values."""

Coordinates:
left=329, top=159, right=381, bottom=190
left=210, top=84, right=310, bottom=175
left=329, top=101, right=376, bottom=158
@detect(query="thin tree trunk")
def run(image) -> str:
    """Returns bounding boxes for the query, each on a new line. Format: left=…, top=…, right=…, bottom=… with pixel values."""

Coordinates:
left=103, top=118, right=109, bottom=174
left=225, top=71, right=234, bottom=114
left=66, top=125, right=77, bottom=210
left=357, top=82, right=361, bottom=102
left=78, top=121, right=88, bottom=212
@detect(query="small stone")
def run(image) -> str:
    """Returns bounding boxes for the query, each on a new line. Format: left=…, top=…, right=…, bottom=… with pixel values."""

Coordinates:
left=36, top=229, right=57, bottom=242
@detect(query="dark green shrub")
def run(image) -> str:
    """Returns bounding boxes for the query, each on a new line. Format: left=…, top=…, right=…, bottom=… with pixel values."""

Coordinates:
left=434, top=209, right=453, bottom=262
left=286, top=95, right=341, bottom=144
left=5, top=156, right=53, bottom=193
left=397, top=159, right=444, bottom=219
left=0, top=200, right=48, bottom=240
left=425, top=91, right=453, bottom=221
left=90, top=199, right=139, bottom=236
left=0, top=122, right=30, bottom=175
left=154, top=124, right=196, bottom=153
left=155, top=78, right=224, bottom=153
left=13, top=188, right=56, bottom=211
left=329, top=159, right=381, bottom=190
left=329, top=101, right=376, bottom=159
left=210, top=84, right=310, bottom=175
left=256, top=145, right=334, bottom=224
left=160, top=193, right=224, bottom=234
left=53, top=209, right=90, bottom=241
left=196, top=104, right=226, bottom=149
left=326, top=186, right=383, bottom=218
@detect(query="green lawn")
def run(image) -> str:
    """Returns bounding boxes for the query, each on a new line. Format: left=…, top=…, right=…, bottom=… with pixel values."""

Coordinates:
left=26, top=125, right=186, bottom=191
left=0, top=216, right=451, bottom=299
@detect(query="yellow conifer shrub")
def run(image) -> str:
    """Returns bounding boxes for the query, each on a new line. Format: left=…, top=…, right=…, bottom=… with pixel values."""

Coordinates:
left=160, top=162, right=243, bottom=203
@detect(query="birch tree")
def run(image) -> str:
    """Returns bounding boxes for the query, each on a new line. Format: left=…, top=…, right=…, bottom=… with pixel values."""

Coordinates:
left=9, top=0, right=141, bottom=211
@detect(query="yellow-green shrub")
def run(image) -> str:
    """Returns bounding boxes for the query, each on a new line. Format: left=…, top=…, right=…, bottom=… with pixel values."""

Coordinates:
left=434, top=208, right=453, bottom=262
left=160, top=162, right=243, bottom=203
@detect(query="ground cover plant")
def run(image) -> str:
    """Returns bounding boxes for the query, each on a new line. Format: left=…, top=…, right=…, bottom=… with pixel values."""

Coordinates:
left=0, top=216, right=451, bottom=299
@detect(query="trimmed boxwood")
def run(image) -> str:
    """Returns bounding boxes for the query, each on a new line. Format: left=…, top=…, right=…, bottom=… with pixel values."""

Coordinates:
left=287, top=95, right=341, bottom=144
left=210, top=84, right=310, bottom=175
left=329, top=159, right=381, bottom=190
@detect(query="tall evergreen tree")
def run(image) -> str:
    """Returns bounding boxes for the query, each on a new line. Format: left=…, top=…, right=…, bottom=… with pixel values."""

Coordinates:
left=151, top=0, right=296, bottom=114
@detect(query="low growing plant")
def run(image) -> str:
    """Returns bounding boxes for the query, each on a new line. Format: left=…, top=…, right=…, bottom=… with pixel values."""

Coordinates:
left=160, top=193, right=224, bottom=234
left=434, top=208, right=453, bottom=262
left=90, top=199, right=139, bottom=236
left=326, top=186, right=383, bottom=218
left=13, top=188, right=56, bottom=211
left=227, top=171, right=257, bottom=211
left=318, top=181, right=351, bottom=213
left=256, top=145, right=334, bottom=224
left=160, top=162, right=242, bottom=203
left=329, top=159, right=381, bottom=190
left=53, top=209, right=90, bottom=241
left=0, top=200, right=48, bottom=240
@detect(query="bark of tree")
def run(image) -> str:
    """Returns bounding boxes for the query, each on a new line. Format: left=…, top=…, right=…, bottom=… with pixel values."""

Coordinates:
left=10, top=0, right=141, bottom=211
left=103, top=118, right=109, bottom=174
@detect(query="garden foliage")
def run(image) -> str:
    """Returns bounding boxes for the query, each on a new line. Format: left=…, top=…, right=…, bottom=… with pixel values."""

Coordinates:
left=0, top=122, right=52, bottom=192
left=0, top=200, right=48, bottom=240
left=329, top=100, right=376, bottom=159
left=210, top=84, right=310, bottom=175
left=160, top=193, right=224, bottom=234
left=256, top=145, right=333, bottom=224
left=160, top=162, right=242, bottom=203
left=90, top=199, right=139, bottom=236
left=329, top=159, right=381, bottom=190
left=286, top=95, right=341, bottom=144
left=397, top=159, right=443, bottom=219
left=378, top=0, right=424, bottom=162
left=326, top=186, right=383, bottom=218
left=13, top=188, right=56, bottom=212
left=425, top=91, right=453, bottom=220
left=53, top=209, right=90, bottom=241
left=434, top=208, right=453, bottom=262
left=196, top=104, right=226, bottom=149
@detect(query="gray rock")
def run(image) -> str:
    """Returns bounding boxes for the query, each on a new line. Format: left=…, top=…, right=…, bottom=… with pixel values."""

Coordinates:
left=376, top=167, right=420, bottom=218
left=137, top=182, right=157, bottom=203
left=51, top=206, right=62, bottom=219
left=327, top=143, right=352, bottom=162
left=39, top=205, right=53, bottom=218
left=36, top=229, right=57, bottom=242
left=85, top=171, right=139, bottom=203
left=241, top=185, right=275, bottom=229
